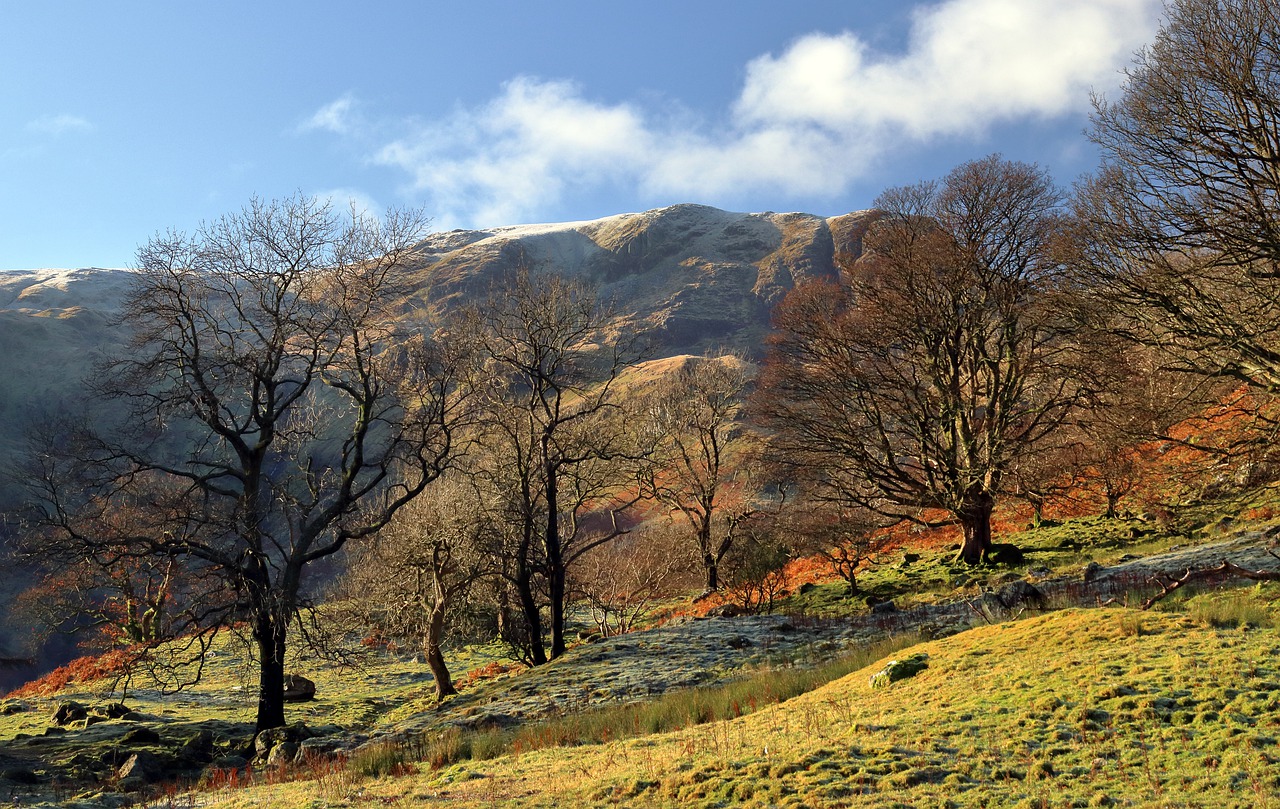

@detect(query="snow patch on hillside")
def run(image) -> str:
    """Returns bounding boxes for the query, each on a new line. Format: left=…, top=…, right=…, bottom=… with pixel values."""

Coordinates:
left=0, top=268, right=135, bottom=314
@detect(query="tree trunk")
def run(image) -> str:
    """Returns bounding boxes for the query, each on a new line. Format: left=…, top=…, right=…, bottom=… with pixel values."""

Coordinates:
left=699, top=516, right=720, bottom=591
left=1104, top=488, right=1120, bottom=520
left=514, top=555, right=547, bottom=666
left=1028, top=494, right=1045, bottom=528
left=254, top=610, right=287, bottom=732
left=548, top=562, right=566, bottom=660
left=957, top=488, right=995, bottom=566
left=544, top=456, right=566, bottom=660
left=424, top=601, right=456, bottom=700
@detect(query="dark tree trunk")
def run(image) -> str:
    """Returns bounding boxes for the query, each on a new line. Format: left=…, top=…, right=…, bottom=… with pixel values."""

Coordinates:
left=424, top=601, right=456, bottom=700
left=1104, top=487, right=1121, bottom=520
left=514, top=554, right=547, bottom=666
left=548, top=563, right=566, bottom=660
left=544, top=456, right=567, bottom=661
left=957, top=488, right=996, bottom=566
left=701, top=523, right=732, bottom=592
left=704, top=553, right=720, bottom=591
left=254, top=611, right=287, bottom=732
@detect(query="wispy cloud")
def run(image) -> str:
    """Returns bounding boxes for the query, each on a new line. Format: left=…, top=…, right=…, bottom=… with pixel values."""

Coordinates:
left=311, top=187, right=382, bottom=221
left=301, top=94, right=359, bottom=135
left=365, top=0, right=1161, bottom=227
left=26, top=114, right=92, bottom=136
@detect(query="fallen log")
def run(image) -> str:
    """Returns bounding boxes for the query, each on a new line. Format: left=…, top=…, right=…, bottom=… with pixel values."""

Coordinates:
left=1142, top=554, right=1280, bottom=610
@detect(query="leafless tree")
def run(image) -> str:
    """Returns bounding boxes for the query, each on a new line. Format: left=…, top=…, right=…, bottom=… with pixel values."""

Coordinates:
left=721, top=514, right=792, bottom=615
left=22, top=194, right=473, bottom=732
left=1078, top=0, right=1280, bottom=394
left=790, top=505, right=891, bottom=595
left=757, top=156, right=1087, bottom=564
left=460, top=268, right=643, bottom=663
left=639, top=354, right=758, bottom=592
left=573, top=525, right=689, bottom=638
left=338, top=476, right=489, bottom=700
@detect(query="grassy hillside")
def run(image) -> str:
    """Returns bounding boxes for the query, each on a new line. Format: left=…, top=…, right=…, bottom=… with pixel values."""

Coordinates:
left=142, top=588, right=1280, bottom=808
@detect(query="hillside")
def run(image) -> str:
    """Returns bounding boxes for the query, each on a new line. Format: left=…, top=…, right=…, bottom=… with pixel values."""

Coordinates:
left=3, top=501, right=1280, bottom=807
left=402, top=203, right=876, bottom=356
left=0, top=203, right=870, bottom=682
left=194, top=601, right=1280, bottom=809
left=0, top=203, right=873, bottom=483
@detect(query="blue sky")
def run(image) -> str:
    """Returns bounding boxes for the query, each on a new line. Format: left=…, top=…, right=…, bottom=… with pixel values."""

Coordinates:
left=1, top=0, right=1162, bottom=269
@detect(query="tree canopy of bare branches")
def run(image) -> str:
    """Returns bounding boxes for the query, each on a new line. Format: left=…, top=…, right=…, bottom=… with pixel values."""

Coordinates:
left=1077, top=0, right=1280, bottom=392
left=338, top=476, right=489, bottom=700
left=640, top=354, right=757, bottom=591
left=757, top=155, right=1086, bottom=564
left=23, top=194, right=472, bottom=731
left=461, top=268, right=642, bottom=664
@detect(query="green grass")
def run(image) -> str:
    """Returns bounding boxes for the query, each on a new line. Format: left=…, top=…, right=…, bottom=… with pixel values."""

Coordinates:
left=406, top=631, right=924, bottom=772
left=9, top=480, right=1280, bottom=807
left=168, top=594, right=1280, bottom=807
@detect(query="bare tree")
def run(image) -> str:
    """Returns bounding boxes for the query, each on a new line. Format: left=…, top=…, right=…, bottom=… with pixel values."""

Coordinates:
left=640, top=354, right=757, bottom=592
left=23, top=194, right=472, bottom=732
left=338, top=477, right=488, bottom=700
left=1078, top=0, right=1280, bottom=392
left=461, top=268, right=642, bottom=663
left=573, top=525, right=688, bottom=638
left=791, top=506, right=891, bottom=596
left=757, top=156, right=1087, bottom=564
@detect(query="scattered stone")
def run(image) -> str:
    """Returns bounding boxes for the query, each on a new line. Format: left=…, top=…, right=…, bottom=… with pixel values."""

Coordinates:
left=725, top=635, right=753, bottom=650
left=52, top=700, right=87, bottom=726
left=0, top=699, right=30, bottom=715
left=116, top=751, right=160, bottom=783
left=179, top=729, right=215, bottom=761
left=266, top=741, right=299, bottom=768
left=988, top=543, right=1025, bottom=566
left=710, top=604, right=742, bottom=618
left=297, top=736, right=344, bottom=761
left=871, top=600, right=898, bottom=615
left=454, top=712, right=517, bottom=731
left=116, top=776, right=148, bottom=793
left=997, top=580, right=1046, bottom=609
left=870, top=653, right=930, bottom=688
left=121, top=726, right=162, bottom=745
left=0, top=766, right=39, bottom=784
left=1083, top=561, right=1104, bottom=583
left=89, top=703, right=132, bottom=720
left=283, top=673, right=317, bottom=702
left=210, top=754, right=249, bottom=771
left=902, top=552, right=921, bottom=565
left=254, top=722, right=315, bottom=760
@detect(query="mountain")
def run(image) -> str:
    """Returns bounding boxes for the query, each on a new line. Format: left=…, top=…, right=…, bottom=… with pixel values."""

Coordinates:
left=0, top=204, right=874, bottom=672
left=402, top=203, right=878, bottom=355
left=0, top=204, right=876, bottom=466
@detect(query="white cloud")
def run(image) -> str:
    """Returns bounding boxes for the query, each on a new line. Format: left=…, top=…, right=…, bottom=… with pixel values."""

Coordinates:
left=311, top=188, right=382, bottom=221
left=370, top=0, right=1160, bottom=226
left=302, top=94, right=359, bottom=135
left=26, top=114, right=92, bottom=135
left=377, top=78, right=652, bottom=226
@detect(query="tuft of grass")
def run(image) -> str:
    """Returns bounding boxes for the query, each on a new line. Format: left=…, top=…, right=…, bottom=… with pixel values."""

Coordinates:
left=347, top=741, right=416, bottom=779
left=1185, top=589, right=1274, bottom=629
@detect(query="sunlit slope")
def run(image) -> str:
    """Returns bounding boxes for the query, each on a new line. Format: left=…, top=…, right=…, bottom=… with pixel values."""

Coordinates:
left=188, top=598, right=1280, bottom=808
